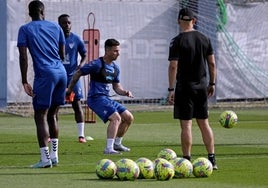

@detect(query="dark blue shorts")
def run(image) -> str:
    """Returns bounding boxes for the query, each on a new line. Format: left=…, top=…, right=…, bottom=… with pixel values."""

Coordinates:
left=87, top=96, right=127, bottom=123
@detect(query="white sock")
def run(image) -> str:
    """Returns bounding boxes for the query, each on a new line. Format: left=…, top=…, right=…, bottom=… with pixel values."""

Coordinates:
left=40, top=147, right=50, bottom=162
left=114, top=137, right=123, bottom=145
left=106, top=138, right=115, bottom=150
left=50, top=138, right=58, bottom=159
left=77, top=122, right=85, bottom=138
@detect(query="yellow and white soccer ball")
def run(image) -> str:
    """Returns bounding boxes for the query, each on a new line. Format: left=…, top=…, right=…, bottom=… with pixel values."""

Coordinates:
left=95, top=159, right=117, bottom=179
left=115, top=158, right=140, bottom=181
left=154, top=158, right=175, bottom=181
left=170, top=157, right=193, bottom=178
left=219, top=110, right=238, bottom=128
left=192, top=157, right=213, bottom=178
left=157, top=148, right=177, bottom=161
left=135, top=157, right=154, bottom=179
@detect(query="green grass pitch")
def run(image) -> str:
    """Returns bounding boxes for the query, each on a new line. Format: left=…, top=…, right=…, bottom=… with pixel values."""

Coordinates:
left=0, top=108, right=268, bottom=188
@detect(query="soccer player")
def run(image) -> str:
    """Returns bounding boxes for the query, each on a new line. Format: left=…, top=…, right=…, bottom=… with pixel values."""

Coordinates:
left=167, top=8, right=218, bottom=170
left=66, top=39, right=134, bottom=154
left=17, top=0, right=67, bottom=168
left=58, top=14, right=88, bottom=143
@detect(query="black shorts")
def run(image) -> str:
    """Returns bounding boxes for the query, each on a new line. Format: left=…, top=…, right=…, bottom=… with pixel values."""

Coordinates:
left=174, top=86, right=208, bottom=120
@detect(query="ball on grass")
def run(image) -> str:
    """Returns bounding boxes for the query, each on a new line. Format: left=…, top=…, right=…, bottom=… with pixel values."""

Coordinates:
left=95, top=159, right=117, bottom=179
left=192, top=157, right=213, bottom=178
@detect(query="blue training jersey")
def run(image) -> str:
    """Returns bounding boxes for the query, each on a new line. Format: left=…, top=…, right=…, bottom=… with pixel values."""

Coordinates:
left=17, top=20, right=66, bottom=76
left=80, top=57, right=120, bottom=97
left=63, top=32, right=87, bottom=77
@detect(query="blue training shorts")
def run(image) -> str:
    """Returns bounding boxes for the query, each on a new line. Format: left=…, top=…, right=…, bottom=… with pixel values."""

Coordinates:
left=87, top=95, right=127, bottom=123
left=33, top=69, right=67, bottom=110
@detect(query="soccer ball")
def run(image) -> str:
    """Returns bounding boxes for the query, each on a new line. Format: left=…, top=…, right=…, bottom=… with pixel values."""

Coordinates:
left=95, top=159, right=117, bottom=179
left=154, top=158, right=175, bottom=181
left=157, top=148, right=177, bottom=161
left=170, top=157, right=193, bottom=178
left=192, top=157, right=213, bottom=178
left=115, top=158, right=140, bottom=181
left=219, top=110, right=238, bottom=128
left=135, top=157, right=154, bottom=179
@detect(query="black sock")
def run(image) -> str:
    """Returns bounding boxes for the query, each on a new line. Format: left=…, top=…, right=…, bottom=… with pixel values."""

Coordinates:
left=183, top=155, right=191, bottom=161
left=208, top=154, right=216, bottom=164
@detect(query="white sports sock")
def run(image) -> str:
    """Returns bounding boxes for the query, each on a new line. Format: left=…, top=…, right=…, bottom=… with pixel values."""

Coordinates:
left=77, top=122, right=85, bottom=138
left=50, top=138, right=58, bottom=159
left=106, top=138, right=115, bottom=150
left=40, top=147, right=50, bottom=162
left=114, top=137, right=123, bottom=145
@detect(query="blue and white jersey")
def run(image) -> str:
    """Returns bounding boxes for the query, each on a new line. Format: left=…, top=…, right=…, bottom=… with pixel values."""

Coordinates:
left=80, top=57, right=120, bottom=97
left=63, top=32, right=87, bottom=77
left=17, top=20, right=66, bottom=76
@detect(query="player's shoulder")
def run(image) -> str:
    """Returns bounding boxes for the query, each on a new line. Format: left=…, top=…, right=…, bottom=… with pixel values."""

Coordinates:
left=69, top=32, right=83, bottom=41
left=90, top=58, right=102, bottom=67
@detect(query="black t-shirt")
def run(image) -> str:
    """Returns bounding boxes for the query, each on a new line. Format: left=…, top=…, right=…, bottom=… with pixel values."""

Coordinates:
left=168, top=30, right=213, bottom=87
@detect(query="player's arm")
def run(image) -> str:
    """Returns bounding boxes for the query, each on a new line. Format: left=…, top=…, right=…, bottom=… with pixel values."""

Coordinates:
left=167, top=60, right=177, bottom=104
left=168, top=60, right=177, bottom=89
left=113, top=83, right=133, bottom=98
left=59, top=43, right=65, bottom=61
left=77, top=52, right=87, bottom=70
left=66, top=69, right=82, bottom=95
left=18, top=46, right=33, bottom=97
left=207, top=54, right=216, bottom=97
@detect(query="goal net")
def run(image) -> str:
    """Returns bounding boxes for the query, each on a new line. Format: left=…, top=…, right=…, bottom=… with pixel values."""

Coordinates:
left=4, top=0, right=268, bottom=116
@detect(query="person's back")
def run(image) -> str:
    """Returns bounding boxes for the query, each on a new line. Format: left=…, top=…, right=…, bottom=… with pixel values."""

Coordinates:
left=18, top=20, right=65, bottom=75
left=171, top=30, right=213, bottom=85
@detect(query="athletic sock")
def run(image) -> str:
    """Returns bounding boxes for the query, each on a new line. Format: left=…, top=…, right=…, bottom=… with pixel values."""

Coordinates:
left=106, top=138, right=115, bottom=150
left=50, top=138, right=58, bottom=159
left=40, top=147, right=50, bottom=162
left=208, top=153, right=216, bottom=165
left=114, top=137, right=122, bottom=145
left=77, top=122, right=85, bottom=138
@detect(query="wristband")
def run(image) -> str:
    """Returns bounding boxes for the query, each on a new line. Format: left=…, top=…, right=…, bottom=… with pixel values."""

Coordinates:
left=209, top=82, right=215, bottom=86
left=168, top=88, right=174, bottom=91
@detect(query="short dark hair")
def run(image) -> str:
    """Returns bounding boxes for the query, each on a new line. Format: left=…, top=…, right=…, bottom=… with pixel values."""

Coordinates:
left=58, top=14, right=70, bottom=23
left=28, top=0, right=44, bottom=18
left=104, top=39, right=120, bottom=50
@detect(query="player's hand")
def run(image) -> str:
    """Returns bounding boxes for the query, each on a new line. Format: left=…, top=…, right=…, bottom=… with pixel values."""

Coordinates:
left=168, top=91, right=174, bottom=105
left=65, top=88, right=75, bottom=103
left=23, top=83, right=34, bottom=97
left=207, top=85, right=215, bottom=97
left=125, top=90, right=134, bottom=98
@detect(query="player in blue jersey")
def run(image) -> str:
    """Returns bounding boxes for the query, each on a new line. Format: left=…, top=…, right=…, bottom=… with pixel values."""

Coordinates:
left=17, top=0, right=67, bottom=168
left=167, top=8, right=217, bottom=169
left=58, top=14, right=88, bottom=143
left=66, top=39, right=134, bottom=154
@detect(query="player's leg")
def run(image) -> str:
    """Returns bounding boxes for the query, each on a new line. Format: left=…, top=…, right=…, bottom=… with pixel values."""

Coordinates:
left=105, top=112, right=121, bottom=154
left=32, top=108, right=52, bottom=168
left=194, top=87, right=217, bottom=169
left=72, top=100, right=86, bottom=142
left=48, top=71, right=67, bottom=166
left=47, top=105, right=60, bottom=166
left=196, top=119, right=214, bottom=154
left=31, top=77, right=54, bottom=168
left=72, top=80, right=86, bottom=143
left=174, top=87, right=193, bottom=161
left=196, top=118, right=217, bottom=169
left=114, top=109, right=134, bottom=152
left=180, top=119, right=193, bottom=161
left=88, top=96, right=121, bottom=154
